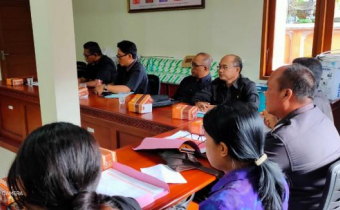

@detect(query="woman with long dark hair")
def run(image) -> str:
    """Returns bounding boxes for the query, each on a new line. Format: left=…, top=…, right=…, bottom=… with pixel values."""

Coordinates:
left=7, top=122, right=140, bottom=210
left=200, top=102, right=289, bottom=210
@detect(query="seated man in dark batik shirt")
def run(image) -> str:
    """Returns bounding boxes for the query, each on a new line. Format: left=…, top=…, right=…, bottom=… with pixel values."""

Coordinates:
left=193, top=54, right=259, bottom=112
left=78, top=41, right=117, bottom=87
left=95, top=40, right=149, bottom=94
left=173, top=52, right=212, bottom=104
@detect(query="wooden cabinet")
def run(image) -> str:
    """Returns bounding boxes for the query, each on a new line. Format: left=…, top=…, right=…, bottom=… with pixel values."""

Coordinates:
left=81, top=120, right=115, bottom=150
left=0, top=96, right=26, bottom=141
left=0, top=88, right=41, bottom=145
left=81, top=113, right=162, bottom=151
left=25, top=103, right=42, bottom=134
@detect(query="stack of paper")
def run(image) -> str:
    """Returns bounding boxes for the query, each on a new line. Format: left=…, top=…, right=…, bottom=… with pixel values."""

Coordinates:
left=96, top=162, right=169, bottom=208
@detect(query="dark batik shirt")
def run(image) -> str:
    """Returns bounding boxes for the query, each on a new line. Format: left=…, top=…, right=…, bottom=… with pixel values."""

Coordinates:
left=115, top=60, right=149, bottom=94
left=173, top=74, right=212, bottom=105
left=84, top=55, right=117, bottom=84
left=192, top=74, right=259, bottom=109
left=265, top=103, right=340, bottom=209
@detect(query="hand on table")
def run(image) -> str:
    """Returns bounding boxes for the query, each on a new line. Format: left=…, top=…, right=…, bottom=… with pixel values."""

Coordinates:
left=195, top=102, right=215, bottom=112
left=95, top=85, right=104, bottom=95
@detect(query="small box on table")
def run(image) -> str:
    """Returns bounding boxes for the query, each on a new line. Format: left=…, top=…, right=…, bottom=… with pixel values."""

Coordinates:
left=172, top=104, right=198, bottom=120
left=128, top=94, right=153, bottom=114
left=6, top=78, right=23, bottom=86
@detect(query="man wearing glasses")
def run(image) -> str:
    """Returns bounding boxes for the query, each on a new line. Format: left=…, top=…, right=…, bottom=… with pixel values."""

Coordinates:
left=95, top=40, right=148, bottom=94
left=193, top=54, right=259, bottom=111
left=78, top=41, right=117, bottom=87
left=172, top=52, right=212, bottom=104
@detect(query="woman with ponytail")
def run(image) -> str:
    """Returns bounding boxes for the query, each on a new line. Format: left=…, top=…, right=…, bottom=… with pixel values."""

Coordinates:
left=199, top=102, right=289, bottom=210
left=7, top=122, right=141, bottom=210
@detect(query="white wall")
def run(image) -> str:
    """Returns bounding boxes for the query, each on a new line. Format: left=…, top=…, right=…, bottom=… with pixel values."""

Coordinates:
left=72, top=0, right=264, bottom=82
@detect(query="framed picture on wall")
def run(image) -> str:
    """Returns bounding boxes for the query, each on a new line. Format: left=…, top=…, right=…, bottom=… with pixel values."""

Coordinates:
left=128, top=0, right=205, bottom=13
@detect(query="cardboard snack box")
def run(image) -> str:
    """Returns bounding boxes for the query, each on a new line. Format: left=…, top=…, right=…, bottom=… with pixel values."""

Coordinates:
left=189, top=119, right=205, bottom=136
left=128, top=94, right=153, bottom=114
left=6, top=78, right=23, bottom=86
left=100, top=148, right=117, bottom=171
left=172, top=104, right=198, bottom=120
left=0, top=178, right=15, bottom=206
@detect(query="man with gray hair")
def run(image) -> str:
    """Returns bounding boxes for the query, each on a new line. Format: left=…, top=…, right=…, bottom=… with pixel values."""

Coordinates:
left=173, top=52, right=212, bottom=104
left=264, top=64, right=340, bottom=209
left=193, top=54, right=259, bottom=111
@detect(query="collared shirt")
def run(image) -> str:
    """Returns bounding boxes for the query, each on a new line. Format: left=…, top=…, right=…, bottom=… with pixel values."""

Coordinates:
left=265, top=103, right=340, bottom=209
left=192, top=74, right=259, bottom=109
left=199, top=167, right=289, bottom=210
left=314, top=90, right=334, bottom=122
left=115, top=60, right=149, bottom=94
left=126, top=60, right=137, bottom=72
left=84, top=55, right=117, bottom=84
left=173, top=74, right=212, bottom=104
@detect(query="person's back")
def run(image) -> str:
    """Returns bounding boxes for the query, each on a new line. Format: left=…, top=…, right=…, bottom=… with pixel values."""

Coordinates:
left=7, top=122, right=141, bottom=210
left=200, top=102, right=289, bottom=210
left=264, top=64, right=340, bottom=209
left=266, top=104, right=340, bottom=209
left=314, top=90, right=333, bottom=121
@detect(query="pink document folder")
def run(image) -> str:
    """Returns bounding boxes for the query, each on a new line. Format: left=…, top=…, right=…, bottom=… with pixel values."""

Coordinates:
left=133, top=137, right=206, bottom=154
left=97, top=162, right=170, bottom=208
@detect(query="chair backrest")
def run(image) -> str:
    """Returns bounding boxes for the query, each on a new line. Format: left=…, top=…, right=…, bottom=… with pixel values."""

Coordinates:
left=147, top=74, right=160, bottom=95
left=77, top=61, right=87, bottom=78
left=319, top=160, right=340, bottom=210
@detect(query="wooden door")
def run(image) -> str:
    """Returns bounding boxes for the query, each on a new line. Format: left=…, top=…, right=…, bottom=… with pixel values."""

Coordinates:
left=0, top=0, right=36, bottom=79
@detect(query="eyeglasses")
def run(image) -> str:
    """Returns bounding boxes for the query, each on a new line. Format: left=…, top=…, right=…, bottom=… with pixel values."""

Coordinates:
left=83, top=53, right=93, bottom=58
left=217, top=65, right=238, bottom=70
left=191, top=62, right=206, bottom=68
left=116, top=54, right=127, bottom=59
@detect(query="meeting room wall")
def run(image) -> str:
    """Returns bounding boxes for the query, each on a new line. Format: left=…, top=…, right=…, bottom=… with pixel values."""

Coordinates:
left=72, top=0, right=264, bottom=82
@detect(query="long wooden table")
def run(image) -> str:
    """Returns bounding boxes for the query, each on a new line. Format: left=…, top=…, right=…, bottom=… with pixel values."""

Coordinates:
left=0, top=82, right=190, bottom=152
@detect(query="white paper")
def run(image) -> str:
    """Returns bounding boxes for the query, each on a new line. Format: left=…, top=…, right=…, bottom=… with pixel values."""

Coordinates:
left=165, top=130, right=206, bottom=142
left=141, top=164, right=187, bottom=184
left=96, top=168, right=164, bottom=198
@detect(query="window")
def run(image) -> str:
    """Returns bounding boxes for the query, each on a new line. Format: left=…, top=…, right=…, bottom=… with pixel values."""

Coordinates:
left=260, top=0, right=338, bottom=79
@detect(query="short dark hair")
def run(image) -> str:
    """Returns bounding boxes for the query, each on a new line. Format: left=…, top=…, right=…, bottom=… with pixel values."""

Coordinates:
left=278, top=64, right=315, bottom=100
left=117, top=40, right=137, bottom=59
left=293, top=57, right=322, bottom=88
left=203, top=102, right=287, bottom=210
left=84, top=41, right=103, bottom=56
left=7, top=122, right=107, bottom=209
